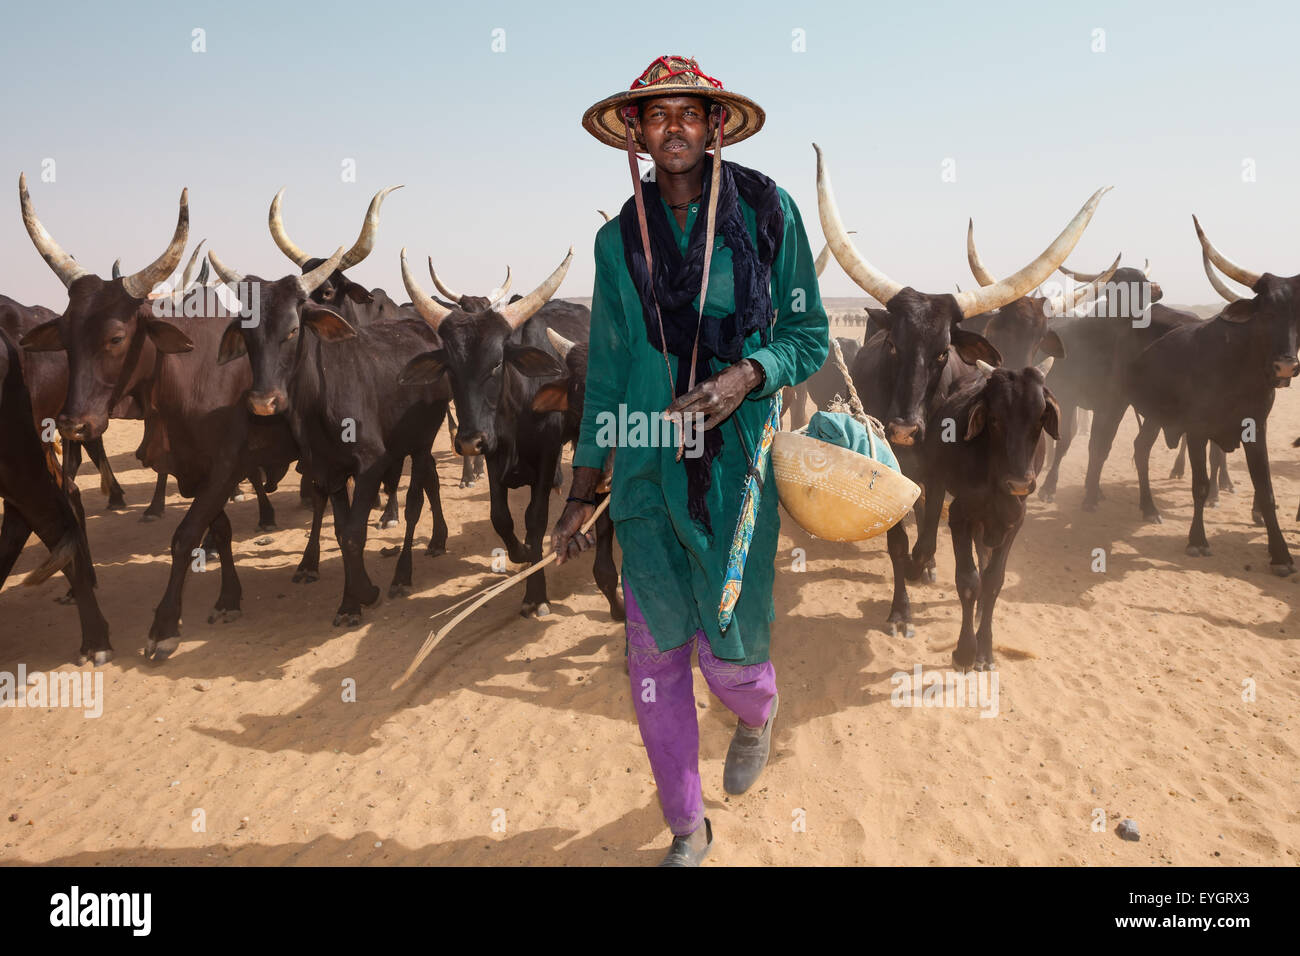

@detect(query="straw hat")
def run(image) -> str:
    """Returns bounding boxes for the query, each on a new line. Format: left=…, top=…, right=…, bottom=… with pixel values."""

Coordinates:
left=582, top=55, right=765, bottom=150
left=771, top=431, right=920, bottom=542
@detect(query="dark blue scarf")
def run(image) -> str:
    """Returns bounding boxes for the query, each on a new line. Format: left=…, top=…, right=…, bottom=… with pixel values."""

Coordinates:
left=619, top=159, right=784, bottom=535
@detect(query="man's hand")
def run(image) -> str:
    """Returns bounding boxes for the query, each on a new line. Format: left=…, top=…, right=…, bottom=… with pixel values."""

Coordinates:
left=552, top=466, right=602, bottom=565
left=664, top=358, right=764, bottom=431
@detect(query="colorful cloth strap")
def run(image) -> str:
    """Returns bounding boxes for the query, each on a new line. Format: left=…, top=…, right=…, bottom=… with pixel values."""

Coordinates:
left=718, top=390, right=782, bottom=632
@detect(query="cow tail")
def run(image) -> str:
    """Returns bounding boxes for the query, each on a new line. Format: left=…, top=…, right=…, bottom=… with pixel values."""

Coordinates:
left=22, top=531, right=78, bottom=587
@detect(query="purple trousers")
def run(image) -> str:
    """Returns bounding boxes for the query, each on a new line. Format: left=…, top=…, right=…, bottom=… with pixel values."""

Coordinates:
left=625, top=582, right=777, bottom=836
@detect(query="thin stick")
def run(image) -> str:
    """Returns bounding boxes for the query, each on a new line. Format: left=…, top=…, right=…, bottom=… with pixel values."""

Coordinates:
left=392, top=497, right=611, bottom=689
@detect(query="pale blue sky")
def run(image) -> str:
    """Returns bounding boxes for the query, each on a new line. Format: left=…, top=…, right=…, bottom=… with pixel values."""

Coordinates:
left=1, top=0, right=1296, bottom=307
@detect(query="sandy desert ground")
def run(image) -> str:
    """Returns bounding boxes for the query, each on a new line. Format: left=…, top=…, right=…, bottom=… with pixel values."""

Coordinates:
left=1, top=319, right=1297, bottom=866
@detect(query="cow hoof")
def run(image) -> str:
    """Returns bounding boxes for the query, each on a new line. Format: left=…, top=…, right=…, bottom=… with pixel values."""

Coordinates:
left=889, top=621, right=916, bottom=639
left=388, top=583, right=412, bottom=599
left=333, top=612, right=363, bottom=627
left=520, top=601, right=550, bottom=618
left=1207, top=499, right=1219, bottom=509
left=208, top=608, right=242, bottom=624
left=1039, top=490, right=1055, bottom=504
left=361, top=586, right=381, bottom=608
left=378, top=518, right=399, bottom=530
left=257, top=523, right=278, bottom=533
left=379, top=545, right=400, bottom=558
left=1270, top=563, right=1296, bottom=577
left=141, top=512, right=162, bottom=523
left=107, top=497, right=127, bottom=512
left=205, top=550, right=220, bottom=564
left=610, top=601, right=627, bottom=622
left=425, top=545, right=447, bottom=558
left=1081, top=500, right=1099, bottom=513
left=974, top=658, right=998, bottom=672
left=1252, top=511, right=1265, bottom=527
left=292, top=568, right=319, bottom=584
left=1142, top=511, right=1163, bottom=524
left=951, top=650, right=975, bottom=671
left=77, top=649, right=114, bottom=666
left=459, top=479, right=477, bottom=489
left=1221, top=484, right=1236, bottom=495
left=1184, top=544, right=1211, bottom=557
left=922, top=566, right=937, bottom=584
left=55, top=591, right=77, bottom=606
left=145, top=637, right=180, bottom=660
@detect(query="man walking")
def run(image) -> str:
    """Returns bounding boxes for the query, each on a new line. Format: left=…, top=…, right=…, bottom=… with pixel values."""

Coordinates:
left=552, top=56, right=828, bottom=865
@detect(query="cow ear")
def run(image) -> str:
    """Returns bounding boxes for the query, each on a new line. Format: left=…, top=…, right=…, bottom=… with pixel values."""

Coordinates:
left=865, top=308, right=890, bottom=337
left=344, top=283, right=373, bottom=305
left=1042, top=387, right=1062, bottom=441
left=951, top=329, right=1002, bottom=367
left=217, top=319, right=246, bottom=365
left=19, top=319, right=65, bottom=352
left=1036, top=329, right=1066, bottom=360
left=964, top=400, right=987, bottom=440
left=531, top=380, right=570, bottom=413
left=302, top=303, right=357, bottom=342
left=399, top=349, right=447, bottom=386
left=1219, top=299, right=1255, bottom=324
left=505, top=343, right=565, bottom=378
left=146, top=319, right=195, bottom=354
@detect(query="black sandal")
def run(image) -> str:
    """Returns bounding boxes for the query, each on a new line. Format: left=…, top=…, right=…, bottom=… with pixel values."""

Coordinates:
left=657, top=818, right=713, bottom=867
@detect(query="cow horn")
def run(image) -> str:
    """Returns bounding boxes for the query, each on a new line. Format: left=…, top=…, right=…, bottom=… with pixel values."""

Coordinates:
left=1202, top=249, right=1244, bottom=303
left=546, top=328, right=576, bottom=358
left=196, top=256, right=210, bottom=287
left=427, top=259, right=461, bottom=302
left=268, top=188, right=311, bottom=267
left=966, top=219, right=998, bottom=287
left=1036, top=356, right=1054, bottom=377
left=814, top=232, right=854, bottom=279
left=120, top=188, right=191, bottom=299
left=814, top=145, right=904, bottom=306
left=1192, top=215, right=1261, bottom=290
left=487, top=266, right=512, bottom=307
left=299, top=246, right=345, bottom=297
left=401, top=248, right=452, bottom=330
left=499, top=247, right=574, bottom=330
left=598, top=209, right=611, bottom=222
left=338, top=185, right=403, bottom=272
left=207, top=249, right=244, bottom=288
left=179, top=240, right=206, bottom=292
left=1143, top=258, right=1152, bottom=279
left=953, top=187, right=1111, bottom=320
left=1047, top=252, right=1120, bottom=315
left=19, top=172, right=89, bottom=289
left=111, top=258, right=122, bottom=279
left=1071, top=293, right=1106, bottom=317
left=975, top=359, right=996, bottom=378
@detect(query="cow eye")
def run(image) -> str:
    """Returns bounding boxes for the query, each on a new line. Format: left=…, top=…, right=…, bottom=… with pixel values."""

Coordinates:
left=492, top=360, right=503, bottom=374
left=319, top=288, right=333, bottom=300
left=285, top=327, right=298, bottom=342
left=108, top=334, right=126, bottom=347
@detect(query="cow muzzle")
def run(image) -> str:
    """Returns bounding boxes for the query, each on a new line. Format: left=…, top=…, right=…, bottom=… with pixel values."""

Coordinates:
left=247, top=390, right=287, bottom=416
left=886, top=421, right=922, bottom=446
left=455, top=432, right=486, bottom=456
left=57, top=415, right=103, bottom=442
left=1003, top=475, right=1035, bottom=496
left=1272, top=358, right=1298, bottom=387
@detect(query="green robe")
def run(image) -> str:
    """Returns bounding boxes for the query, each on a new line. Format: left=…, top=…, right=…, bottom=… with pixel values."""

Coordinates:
left=574, top=185, right=829, bottom=665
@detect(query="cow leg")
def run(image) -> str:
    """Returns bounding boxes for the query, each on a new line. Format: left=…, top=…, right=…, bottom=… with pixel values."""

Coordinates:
left=0, top=505, right=34, bottom=589
left=62, top=439, right=83, bottom=485
left=487, top=455, right=526, bottom=564
left=1039, top=400, right=1077, bottom=503
left=907, top=480, right=944, bottom=583
left=249, top=469, right=277, bottom=532
left=1133, top=415, right=1163, bottom=523
left=1241, top=421, right=1294, bottom=574
left=973, top=523, right=1020, bottom=672
left=293, top=482, right=327, bottom=584
left=142, top=470, right=168, bottom=522
left=83, top=436, right=127, bottom=510
left=1081, top=401, right=1126, bottom=510
left=389, top=455, right=428, bottom=599
left=592, top=494, right=624, bottom=621
left=422, top=449, right=449, bottom=558
left=1184, top=435, right=1212, bottom=557
left=147, top=476, right=240, bottom=660
left=520, top=445, right=562, bottom=617
left=1213, top=445, right=1235, bottom=495
left=299, top=473, right=313, bottom=509
left=206, top=510, right=242, bottom=623
left=332, top=473, right=382, bottom=628
left=1168, top=435, right=1188, bottom=480
left=376, top=458, right=401, bottom=529
left=949, top=498, right=978, bottom=670
left=884, top=521, right=915, bottom=638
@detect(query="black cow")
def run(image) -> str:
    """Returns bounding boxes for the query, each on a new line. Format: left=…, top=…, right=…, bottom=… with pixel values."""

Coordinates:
left=1125, top=217, right=1300, bottom=575
left=398, top=247, right=622, bottom=619
left=816, top=144, right=1109, bottom=636
left=208, top=243, right=451, bottom=627
left=918, top=358, right=1059, bottom=670
left=0, top=329, right=110, bottom=663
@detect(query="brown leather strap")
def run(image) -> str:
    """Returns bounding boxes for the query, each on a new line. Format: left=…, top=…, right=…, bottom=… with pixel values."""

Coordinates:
left=625, top=114, right=676, bottom=398
left=687, top=105, right=725, bottom=393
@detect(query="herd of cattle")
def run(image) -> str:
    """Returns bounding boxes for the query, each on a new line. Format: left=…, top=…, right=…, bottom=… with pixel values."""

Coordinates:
left=1, top=146, right=1297, bottom=676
